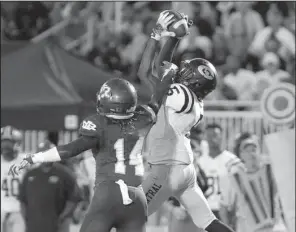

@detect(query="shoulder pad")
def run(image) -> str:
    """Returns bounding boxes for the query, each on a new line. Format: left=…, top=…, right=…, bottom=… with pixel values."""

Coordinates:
left=79, top=114, right=102, bottom=138
left=165, top=83, right=195, bottom=113
left=225, top=154, right=245, bottom=174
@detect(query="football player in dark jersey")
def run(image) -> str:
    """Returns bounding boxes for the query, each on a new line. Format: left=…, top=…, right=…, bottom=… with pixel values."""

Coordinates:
left=140, top=10, right=236, bottom=232
left=8, top=12, right=180, bottom=232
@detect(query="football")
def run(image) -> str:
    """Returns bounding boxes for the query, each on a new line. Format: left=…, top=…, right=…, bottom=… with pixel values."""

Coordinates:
left=165, top=10, right=189, bottom=38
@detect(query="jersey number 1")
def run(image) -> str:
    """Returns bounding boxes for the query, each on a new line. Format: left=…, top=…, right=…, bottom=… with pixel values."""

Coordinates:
left=114, top=138, right=144, bottom=176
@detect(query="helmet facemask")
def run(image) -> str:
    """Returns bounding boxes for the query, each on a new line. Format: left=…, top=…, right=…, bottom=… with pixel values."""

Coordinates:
left=176, top=60, right=217, bottom=99
left=176, top=61, right=202, bottom=96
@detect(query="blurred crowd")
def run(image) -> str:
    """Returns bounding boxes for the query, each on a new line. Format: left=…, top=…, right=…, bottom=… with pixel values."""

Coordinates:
left=1, top=1, right=295, bottom=103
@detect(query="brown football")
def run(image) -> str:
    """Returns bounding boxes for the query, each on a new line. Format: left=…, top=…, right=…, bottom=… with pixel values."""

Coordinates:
left=165, top=10, right=189, bottom=38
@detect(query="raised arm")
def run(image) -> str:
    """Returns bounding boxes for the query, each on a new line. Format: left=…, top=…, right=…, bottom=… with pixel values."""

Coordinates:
left=155, top=37, right=180, bottom=73
left=155, top=13, right=192, bottom=73
left=27, top=136, right=97, bottom=163
left=137, top=37, right=159, bottom=93
left=137, top=11, right=177, bottom=112
left=137, top=12, right=176, bottom=87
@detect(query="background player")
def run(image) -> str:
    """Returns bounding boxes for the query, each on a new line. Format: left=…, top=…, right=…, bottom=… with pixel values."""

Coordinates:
left=138, top=10, right=236, bottom=232
left=1, top=126, right=25, bottom=232
left=221, top=132, right=286, bottom=232
left=199, top=123, right=242, bottom=224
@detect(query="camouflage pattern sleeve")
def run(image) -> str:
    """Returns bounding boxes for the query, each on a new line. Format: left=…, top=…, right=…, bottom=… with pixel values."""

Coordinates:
left=79, top=115, right=102, bottom=138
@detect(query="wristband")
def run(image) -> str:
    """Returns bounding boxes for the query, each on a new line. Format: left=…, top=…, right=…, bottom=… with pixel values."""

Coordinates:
left=31, top=147, right=62, bottom=163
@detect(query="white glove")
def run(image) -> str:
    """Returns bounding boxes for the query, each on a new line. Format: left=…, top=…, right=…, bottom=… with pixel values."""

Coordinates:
left=151, top=11, right=176, bottom=40
left=9, top=156, right=32, bottom=177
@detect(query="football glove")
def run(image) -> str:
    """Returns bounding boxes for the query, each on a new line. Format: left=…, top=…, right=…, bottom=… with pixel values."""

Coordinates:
left=8, top=155, right=33, bottom=177
left=151, top=11, right=176, bottom=40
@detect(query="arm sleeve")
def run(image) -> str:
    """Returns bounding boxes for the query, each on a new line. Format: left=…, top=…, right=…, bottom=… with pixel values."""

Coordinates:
left=56, top=136, right=98, bottom=159
left=165, top=83, right=198, bottom=114
left=219, top=173, right=236, bottom=209
left=137, top=37, right=158, bottom=83
left=30, top=116, right=100, bottom=163
left=57, top=115, right=102, bottom=159
left=155, top=37, right=179, bottom=73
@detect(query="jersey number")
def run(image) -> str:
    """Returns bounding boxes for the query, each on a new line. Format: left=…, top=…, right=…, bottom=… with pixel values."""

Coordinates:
left=206, top=176, right=220, bottom=198
left=1, top=178, right=20, bottom=197
left=114, top=138, right=144, bottom=176
left=167, top=86, right=180, bottom=96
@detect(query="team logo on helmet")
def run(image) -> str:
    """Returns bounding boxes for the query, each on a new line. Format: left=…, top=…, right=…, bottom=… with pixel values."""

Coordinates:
left=98, top=84, right=111, bottom=100
left=197, top=65, right=214, bottom=80
left=260, top=83, right=295, bottom=125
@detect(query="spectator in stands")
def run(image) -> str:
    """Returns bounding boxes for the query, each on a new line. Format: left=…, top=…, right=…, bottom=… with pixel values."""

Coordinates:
left=205, top=68, right=238, bottom=105
left=225, top=2, right=264, bottom=58
left=14, top=2, right=51, bottom=40
left=178, top=2, right=214, bottom=60
left=223, top=55, right=257, bottom=101
left=254, top=52, right=291, bottom=100
left=211, top=28, right=229, bottom=66
left=19, top=140, right=82, bottom=232
left=248, top=2, right=295, bottom=70
left=119, top=3, right=149, bottom=69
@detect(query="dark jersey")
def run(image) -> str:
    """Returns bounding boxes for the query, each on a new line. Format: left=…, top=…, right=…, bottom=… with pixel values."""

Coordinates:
left=79, top=105, right=155, bottom=187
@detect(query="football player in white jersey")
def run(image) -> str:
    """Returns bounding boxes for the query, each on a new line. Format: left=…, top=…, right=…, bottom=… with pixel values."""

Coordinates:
left=199, top=123, right=242, bottom=224
left=138, top=10, right=235, bottom=232
left=1, top=126, right=25, bottom=232
left=221, top=132, right=285, bottom=232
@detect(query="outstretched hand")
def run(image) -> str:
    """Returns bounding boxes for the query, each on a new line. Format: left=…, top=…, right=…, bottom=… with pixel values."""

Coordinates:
left=8, top=157, right=31, bottom=177
left=151, top=11, right=176, bottom=40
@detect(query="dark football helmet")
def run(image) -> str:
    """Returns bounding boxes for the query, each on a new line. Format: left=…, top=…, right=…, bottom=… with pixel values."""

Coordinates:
left=96, top=78, right=138, bottom=119
left=176, top=58, right=217, bottom=99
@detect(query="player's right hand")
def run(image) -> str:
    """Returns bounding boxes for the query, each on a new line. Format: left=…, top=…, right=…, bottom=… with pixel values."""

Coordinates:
left=151, top=11, right=176, bottom=40
left=8, top=157, right=31, bottom=177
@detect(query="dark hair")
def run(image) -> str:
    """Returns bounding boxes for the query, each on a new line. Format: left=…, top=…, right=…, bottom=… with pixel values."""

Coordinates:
left=47, top=131, right=59, bottom=146
left=205, top=123, right=222, bottom=132
left=234, top=132, right=253, bottom=158
left=269, top=2, right=289, bottom=17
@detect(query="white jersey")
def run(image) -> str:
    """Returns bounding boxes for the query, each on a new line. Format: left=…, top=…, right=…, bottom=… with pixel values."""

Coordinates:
left=1, top=154, right=25, bottom=212
left=198, top=150, right=242, bottom=211
left=145, top=83, right=203, bottom=165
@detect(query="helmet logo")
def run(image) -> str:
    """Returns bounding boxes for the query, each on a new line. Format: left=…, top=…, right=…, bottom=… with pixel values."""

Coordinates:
left=99, top=84, right=111, bottom=100
left=197, top=65, right=214, bottom=80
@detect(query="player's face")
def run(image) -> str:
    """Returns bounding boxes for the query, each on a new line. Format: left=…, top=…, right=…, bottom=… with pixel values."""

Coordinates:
left=1, top=139, right=16, bottom=160
left=240, top=144, right=259, bottom=170
left=205, top=128, right=222, bottom=151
